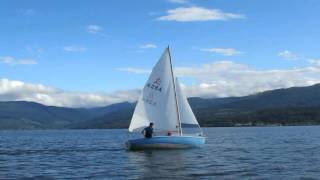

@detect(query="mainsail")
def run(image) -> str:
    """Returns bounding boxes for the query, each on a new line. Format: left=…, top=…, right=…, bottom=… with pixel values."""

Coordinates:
left=129, top=48, right=180, bottom=132
left=128, top=47, right=200, bottom=134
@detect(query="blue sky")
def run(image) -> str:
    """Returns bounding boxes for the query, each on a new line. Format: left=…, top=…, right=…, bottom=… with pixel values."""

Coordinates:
left=1, top=0, right=320, bottom=107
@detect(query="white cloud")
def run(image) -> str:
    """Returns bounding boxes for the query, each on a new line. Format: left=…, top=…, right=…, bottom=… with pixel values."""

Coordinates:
left=278, top=50, right=298, bottom=60
left=140, top=44, right=158, bottom=49
left=0, top=56, right=14, bottom=64
left=3, top=60, right=320, bottom=107
left=16, top=59, right=38, bottom=65
left=158, top=6, right=245, bottom=22
left=63, top=46, right=87, bottom=52
left=23, top=9, right=35, bottom=16
left=87, top=24, right=103, bottom=34
left=117, top=61, right=320, bottom=98
left=167, top=0, right=189, bottom=4
left=308, top=59, right=320, bottom=66
left=116, top=68, right=151, bottom=74
left=26, top=47, right=43, bottom=59
left=26, top=47, right=43, bottom=54
left=0, top=56, right=37, bottom=65
left=201, top=48, right=242, bottom=56
left=175, top=61, right=320, bottom=97
left=0, top=78, right=140, bottom=108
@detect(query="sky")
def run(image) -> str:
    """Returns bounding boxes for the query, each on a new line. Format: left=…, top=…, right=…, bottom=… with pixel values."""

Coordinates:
left=1, top=0, right=320, bottom=107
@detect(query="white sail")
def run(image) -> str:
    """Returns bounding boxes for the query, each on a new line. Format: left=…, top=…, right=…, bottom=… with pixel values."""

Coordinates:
left=175, top=78, right=200, bottom=126
left=129, top=48, right=180, bottom=132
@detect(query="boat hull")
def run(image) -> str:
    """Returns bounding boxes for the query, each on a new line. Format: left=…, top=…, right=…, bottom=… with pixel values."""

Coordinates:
left=126, top=135, right=205, bottom=150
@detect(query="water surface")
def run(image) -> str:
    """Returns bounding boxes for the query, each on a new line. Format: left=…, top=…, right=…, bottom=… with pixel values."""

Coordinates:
left=1, top=126, right=320, bottom=179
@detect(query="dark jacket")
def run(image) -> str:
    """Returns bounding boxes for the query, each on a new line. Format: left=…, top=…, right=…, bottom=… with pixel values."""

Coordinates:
left=142, top=126, right=153, bottom=138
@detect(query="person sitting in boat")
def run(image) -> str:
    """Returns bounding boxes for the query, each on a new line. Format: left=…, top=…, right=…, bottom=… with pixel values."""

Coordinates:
left=141, top=122, right=154, bottom=138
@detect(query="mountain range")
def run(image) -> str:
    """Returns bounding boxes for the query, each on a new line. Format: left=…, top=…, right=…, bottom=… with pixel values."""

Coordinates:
left=1, top=84, right=320, bottom=129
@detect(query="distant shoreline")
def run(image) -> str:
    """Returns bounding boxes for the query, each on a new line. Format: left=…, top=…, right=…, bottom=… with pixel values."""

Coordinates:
left=2, top=84, right=320, bottom=130
left=1, top=124, right=320, bottom=131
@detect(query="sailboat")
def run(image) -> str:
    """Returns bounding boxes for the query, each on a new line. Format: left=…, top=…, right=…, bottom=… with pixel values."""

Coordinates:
left=126, top=47, right=205, bottom=150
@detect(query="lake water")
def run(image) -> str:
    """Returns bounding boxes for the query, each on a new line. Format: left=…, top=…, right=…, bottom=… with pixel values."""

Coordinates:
left=1, top=126, right=320, bottom=179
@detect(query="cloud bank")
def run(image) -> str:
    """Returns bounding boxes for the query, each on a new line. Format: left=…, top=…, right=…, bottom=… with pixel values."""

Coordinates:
left=0, top=79, right=139, bottom=108
left=2, top=61, right=320, bottom=107
left=118, top=61, right=320, bottom=98
left=175, top=61, right=320, bottom=97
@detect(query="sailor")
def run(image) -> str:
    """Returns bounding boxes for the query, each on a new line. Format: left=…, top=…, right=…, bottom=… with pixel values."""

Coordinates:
left=142, top=122, right=154, bottom=138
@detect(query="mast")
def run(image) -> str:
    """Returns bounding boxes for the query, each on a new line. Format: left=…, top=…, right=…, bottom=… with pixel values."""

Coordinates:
left=167, top=46, right=183, bottom=135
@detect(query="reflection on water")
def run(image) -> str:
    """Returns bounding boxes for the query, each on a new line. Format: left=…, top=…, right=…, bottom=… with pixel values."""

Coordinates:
left=127, top=150, right=186, bottom=179
left=1, top=126, right=320, bottom=179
